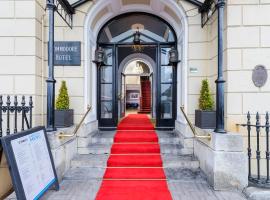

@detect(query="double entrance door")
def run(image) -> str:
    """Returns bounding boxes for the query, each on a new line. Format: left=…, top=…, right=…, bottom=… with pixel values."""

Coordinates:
left=97, top=44, right=177, bottom=129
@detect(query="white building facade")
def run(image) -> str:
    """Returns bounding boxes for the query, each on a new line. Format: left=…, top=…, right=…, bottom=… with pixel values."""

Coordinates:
left=1, top=0, right=270, bottom=194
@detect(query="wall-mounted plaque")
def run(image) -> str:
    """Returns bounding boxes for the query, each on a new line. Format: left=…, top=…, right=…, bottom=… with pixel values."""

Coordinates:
left=1, top=127, right=59, bottom=200
left=252, top=65, right=268, bottom=88
left=54, top=41, right=81, bottom=66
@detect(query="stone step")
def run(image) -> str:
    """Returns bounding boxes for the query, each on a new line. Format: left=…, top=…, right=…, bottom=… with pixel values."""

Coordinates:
left=71, top=154, right=199, bottom=170
left=63, top=167, right=203, bottom=182
left=71, top=154, right=109, bottom=168
left=78, top=143, right=112, bottom=154
left=78, top=143, right=185, bottom=155
left=161, top=154, right=199, bottom=169
left=89, top=131, right=180, bottom=145
left=64, top=167, right=105, bottom=180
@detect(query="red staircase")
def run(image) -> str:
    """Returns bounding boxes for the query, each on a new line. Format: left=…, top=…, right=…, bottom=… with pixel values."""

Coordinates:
left=138, top=80, right=151, bottom=114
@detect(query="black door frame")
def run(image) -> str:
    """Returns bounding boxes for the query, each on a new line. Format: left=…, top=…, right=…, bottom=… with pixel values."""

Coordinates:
left=156, top=44, right=177, bottom=129
left=97, top=44, right=118, bottom=129
left=97, top=43, right=177, bottom=129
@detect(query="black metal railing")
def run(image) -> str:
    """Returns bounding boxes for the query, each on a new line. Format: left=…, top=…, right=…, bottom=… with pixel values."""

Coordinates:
left=0, top=95, right=33, bottom=137
left=238, top=112, right=270, bottom=188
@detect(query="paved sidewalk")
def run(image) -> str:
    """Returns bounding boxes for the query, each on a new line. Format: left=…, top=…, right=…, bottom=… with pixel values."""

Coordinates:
left=15, top=169, right=247, bottom=200
left=5, top=168, right=247, bottom=200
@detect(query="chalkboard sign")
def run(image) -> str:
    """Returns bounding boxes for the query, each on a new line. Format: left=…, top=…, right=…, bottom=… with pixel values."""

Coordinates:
left=54, top=41, right=81, bottom=66
left=1, top=126, right=59, bottom=200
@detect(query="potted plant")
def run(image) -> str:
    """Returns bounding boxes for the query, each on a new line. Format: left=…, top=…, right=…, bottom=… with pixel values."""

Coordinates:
left=195, top=79, right=216, bottom=129
left=55, top=81, right=74, bottom=127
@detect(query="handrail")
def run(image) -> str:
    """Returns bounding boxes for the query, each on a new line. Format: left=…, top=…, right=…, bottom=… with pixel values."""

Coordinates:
left=180, top=106, right=211, bottom=140
left=59, top=105, right=92, bottom=139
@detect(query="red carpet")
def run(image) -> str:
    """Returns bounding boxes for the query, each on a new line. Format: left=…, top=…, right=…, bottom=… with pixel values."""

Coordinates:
left=96, top=114, right=172, bottom=200
left=107, top=155, right=163, bottom=167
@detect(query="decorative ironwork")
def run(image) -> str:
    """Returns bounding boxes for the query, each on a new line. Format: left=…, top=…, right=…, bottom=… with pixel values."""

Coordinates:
left=54, top=0, right=74, bottom=28
left=0, top=96, right=33, bottom=137
left=238, top=112, right=270, bottom=188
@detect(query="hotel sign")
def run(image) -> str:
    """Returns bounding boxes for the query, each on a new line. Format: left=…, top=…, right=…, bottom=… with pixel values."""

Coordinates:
left=54, top=41, right=81, bottom=66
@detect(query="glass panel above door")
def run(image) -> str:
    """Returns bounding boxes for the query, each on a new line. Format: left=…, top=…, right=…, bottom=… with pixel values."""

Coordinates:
left=98, top=13, right=176, bottom=44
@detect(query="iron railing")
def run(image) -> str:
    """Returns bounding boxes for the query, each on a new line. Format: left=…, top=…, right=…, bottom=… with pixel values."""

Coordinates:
left=238, top=112, right=270, bottom=188
left=0, top=95, right=33, bottom=137
left=180, top=106, right=211, bottom=140
left=59, top=105, right=92, bottom=139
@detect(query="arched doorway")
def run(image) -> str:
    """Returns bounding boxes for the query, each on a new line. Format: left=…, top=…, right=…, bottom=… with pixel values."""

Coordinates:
left=118, top=53, right=156, bottom=119
left=120, top=60, right=153, bottom=118
left=96, top=13, right=177, bottom=129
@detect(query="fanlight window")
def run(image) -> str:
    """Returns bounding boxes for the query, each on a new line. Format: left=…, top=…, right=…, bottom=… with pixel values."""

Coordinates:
left=98, top=13, right=176, bottom=43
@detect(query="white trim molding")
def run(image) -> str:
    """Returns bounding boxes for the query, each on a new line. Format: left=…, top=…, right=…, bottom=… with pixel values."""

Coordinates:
left=83, top=0, right=189, bottom=124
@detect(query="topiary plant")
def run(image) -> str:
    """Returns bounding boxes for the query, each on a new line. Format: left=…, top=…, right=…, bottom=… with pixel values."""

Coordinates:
left=199, top=79, right=214, bottom=111
left=56, top=80, right=70, bottom=110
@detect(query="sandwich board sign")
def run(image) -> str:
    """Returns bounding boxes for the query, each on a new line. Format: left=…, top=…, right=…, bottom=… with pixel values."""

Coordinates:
left=1, top=126, right=59, bottom=200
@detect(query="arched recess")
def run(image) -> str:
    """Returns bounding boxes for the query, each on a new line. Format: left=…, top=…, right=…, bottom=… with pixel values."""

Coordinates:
left=118, top=53, right=156, bottom=118
left=83, top=0, right=188, bottom=126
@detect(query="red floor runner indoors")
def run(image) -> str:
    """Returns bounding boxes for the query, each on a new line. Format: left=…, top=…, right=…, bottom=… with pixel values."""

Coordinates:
left=95, top=114, right=172, bottom=200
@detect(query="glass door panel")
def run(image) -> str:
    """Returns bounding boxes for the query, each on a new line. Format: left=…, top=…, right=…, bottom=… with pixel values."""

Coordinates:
left=98, top=45, right=117, bottom=128
left=120, top=74, right=126, bottom=118
left=156, top=45, right=177, bottom=128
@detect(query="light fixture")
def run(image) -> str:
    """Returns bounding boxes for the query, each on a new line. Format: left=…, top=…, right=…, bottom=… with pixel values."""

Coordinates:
left=93, top=47, right=105, bottom=65
left=132, top=28, right=144, bottom=52
left=169, top=47, right=180, bottom=65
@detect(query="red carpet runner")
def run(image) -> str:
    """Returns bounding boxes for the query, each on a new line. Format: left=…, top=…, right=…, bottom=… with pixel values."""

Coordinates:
left=96, top=114, right=172, bottom=200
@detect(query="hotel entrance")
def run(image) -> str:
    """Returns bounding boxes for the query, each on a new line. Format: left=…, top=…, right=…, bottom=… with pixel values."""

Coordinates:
left=96, top=13, right=178, bottom=129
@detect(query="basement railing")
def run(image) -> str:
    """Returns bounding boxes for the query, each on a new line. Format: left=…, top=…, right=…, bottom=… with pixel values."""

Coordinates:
left=59, top=105, right=92, bottom=139
left=0, top=95, right=33, bottom=199
left=0, top=95, right=33, bottom=137
left=237, top=112, right=270, bottom=188
left=180, top=106, right=211, bottom=140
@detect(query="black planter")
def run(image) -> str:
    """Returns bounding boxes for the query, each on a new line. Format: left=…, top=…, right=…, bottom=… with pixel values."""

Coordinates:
left=195, top=109, right=216, bottom=129
left=55, top=109, right=74, bottom=128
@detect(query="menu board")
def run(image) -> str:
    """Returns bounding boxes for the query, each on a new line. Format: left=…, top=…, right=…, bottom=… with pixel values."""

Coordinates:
left=1, top=127, right=59, bottom=200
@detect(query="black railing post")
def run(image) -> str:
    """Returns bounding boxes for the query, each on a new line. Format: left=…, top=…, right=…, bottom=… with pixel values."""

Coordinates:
left=266, top=112, right=270, bottom=183
left=0, top=96, right=2, bottom=137
left=241, top=111, right=270, bottom=187
left=21, top=96, right=25, bottom=131
left=256, top=112, right=261, bottom=181
left=46, top=0, right=57, bottom=132
left=6, top=96, right=10, bottom=135
left=29, top=96, right=33, bottom=128
left=247, top=112, right=252, bottom=180
left=14, top=96, right=18, bottom=133
left=214, top=0, right=226, bottom=134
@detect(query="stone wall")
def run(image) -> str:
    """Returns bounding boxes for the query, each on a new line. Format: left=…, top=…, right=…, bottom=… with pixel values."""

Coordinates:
left=0, top=0, right=45, bottom=132
left=225, top=0, right=270, bottom=176
left=1, top=0, right=270, bottom=177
